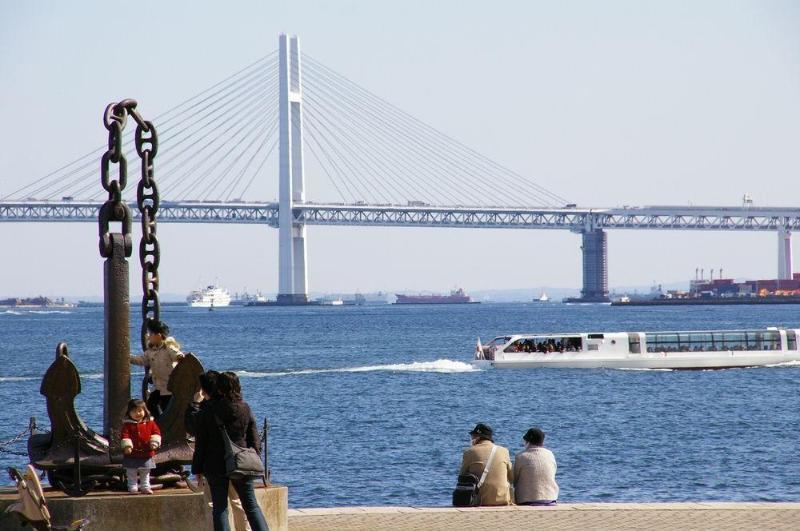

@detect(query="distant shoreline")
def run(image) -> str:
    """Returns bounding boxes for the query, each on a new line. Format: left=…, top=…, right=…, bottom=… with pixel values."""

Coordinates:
left=613, top=296, right=800, bottom=306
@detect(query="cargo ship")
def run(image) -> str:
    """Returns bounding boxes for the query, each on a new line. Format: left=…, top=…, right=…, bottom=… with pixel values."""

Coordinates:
left=393, top=288, right=478, bottom=305
left=612, top=271, right=800, bottom=306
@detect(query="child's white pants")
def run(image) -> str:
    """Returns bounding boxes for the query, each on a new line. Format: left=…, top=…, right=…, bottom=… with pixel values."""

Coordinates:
left=126, top=468, right=151, bottom=490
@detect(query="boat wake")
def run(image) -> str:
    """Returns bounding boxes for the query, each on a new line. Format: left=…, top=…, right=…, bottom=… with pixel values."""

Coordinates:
left=765, top=360, right=800, bottom=368
left=0, top=309, right=72, bottom=315
left=617, top=367, right=674, bottom=372
left=237, top=359, right=480, bottom=378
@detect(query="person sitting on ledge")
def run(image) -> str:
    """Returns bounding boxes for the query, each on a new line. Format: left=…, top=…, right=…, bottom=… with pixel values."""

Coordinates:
left=513, top=427, right=559, bottom=506
left=458, top=423, right=513, bottom=506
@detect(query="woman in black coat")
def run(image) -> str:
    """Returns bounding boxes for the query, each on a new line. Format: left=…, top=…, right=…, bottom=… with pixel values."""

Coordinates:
left=191, top=371, right=268, bottom=531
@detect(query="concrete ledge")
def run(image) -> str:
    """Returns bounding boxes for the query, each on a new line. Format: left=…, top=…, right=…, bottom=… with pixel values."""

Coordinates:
left=0, top=485, right=287, bottom=531
left=287, top=503, right=800, bottom=531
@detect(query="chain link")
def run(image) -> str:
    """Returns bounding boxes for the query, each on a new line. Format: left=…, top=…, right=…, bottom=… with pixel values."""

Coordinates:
left=99, top=102, right=133, bottom=258
left=134, top=114, right=161, bottom=352
left=98, top=99, right=161, bottom=350
left=0, top=418, right=40, bottom=457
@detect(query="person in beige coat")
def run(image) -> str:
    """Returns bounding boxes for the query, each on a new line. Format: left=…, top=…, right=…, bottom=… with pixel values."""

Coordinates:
left=513, top=427, right=559, bottom=506
left=458, top=423, right=513, bottom=506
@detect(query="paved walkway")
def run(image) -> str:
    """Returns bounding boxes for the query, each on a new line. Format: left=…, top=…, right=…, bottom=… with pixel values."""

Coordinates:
left=288, top=503, right=800, bottom=530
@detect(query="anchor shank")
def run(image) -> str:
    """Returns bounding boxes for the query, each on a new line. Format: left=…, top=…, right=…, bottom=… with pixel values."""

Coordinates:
left=103, top=233, right=131, bottom=450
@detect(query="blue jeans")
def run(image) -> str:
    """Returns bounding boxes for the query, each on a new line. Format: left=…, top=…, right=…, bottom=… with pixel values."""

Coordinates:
left=206, top=474, right=269, bottom=531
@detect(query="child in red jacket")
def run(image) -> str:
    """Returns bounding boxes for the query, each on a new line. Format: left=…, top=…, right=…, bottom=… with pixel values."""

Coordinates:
left=120, top=399, right=161, bottom=494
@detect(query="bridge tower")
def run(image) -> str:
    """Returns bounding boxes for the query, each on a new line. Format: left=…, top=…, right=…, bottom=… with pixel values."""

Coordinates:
left=580, top=229, right=610, bottom=302
left=277, top=34, right=310, bottom=304
left=778, top=225, right=792, bottom=280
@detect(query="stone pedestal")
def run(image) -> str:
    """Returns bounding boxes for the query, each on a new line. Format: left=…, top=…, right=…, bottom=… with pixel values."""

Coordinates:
left=0, top=485, right=288, bottom=531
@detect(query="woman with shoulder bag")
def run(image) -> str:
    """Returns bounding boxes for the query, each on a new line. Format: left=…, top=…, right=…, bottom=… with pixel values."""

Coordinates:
left=192, top=371, right=269, bottom=531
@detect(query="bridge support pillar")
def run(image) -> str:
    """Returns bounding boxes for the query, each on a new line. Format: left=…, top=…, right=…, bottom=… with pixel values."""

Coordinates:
left=277, top=33, right=310, bottom=305
left=778, top=225, right=792, bottom=281
left=575, top=229, right=610, bottom=303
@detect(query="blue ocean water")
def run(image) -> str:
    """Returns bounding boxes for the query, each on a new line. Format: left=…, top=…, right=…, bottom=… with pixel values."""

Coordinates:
left=1, top=304, right=799, bottom=507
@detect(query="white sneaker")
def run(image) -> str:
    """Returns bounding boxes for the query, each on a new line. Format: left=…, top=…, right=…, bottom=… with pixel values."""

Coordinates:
left=128, top=486, right=139, bottom=494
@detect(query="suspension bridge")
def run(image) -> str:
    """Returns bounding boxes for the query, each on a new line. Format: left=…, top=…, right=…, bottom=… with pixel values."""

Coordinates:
left=1, top=34, right=798, bottom=303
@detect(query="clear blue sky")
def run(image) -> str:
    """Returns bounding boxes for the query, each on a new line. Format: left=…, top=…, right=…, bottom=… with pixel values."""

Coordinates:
left=1, top=1, right=799, bottom=297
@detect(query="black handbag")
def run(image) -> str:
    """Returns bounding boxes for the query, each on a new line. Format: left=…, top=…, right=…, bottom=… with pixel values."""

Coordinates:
left=452, top=444, right=498, bottom=507
left=452, top=473, right=480, bottom=507
left=213, top=414, right=265, bottom=480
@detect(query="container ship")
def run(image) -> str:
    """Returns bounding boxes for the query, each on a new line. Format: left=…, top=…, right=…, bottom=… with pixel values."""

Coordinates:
left=393, top=288, right=478, bottom=305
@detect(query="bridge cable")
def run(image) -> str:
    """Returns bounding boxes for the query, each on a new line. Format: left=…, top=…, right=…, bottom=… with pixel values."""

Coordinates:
left=303, top=54, right=570, bottom=206
left=303, top=90, right=445, bottom=204
left=6, top=52, right=278, bottom=201
left=197, top=110, right=279, bottom=200
left=222, top=119, right=280, bottom=201
left=301, top=112, right=388, bottom=203
left=303, top=69, right=486, bottom=205
left=302, top=59, right=531, bottom=206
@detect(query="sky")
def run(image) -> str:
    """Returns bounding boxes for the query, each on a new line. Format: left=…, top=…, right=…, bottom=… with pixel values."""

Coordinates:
left=1, top=0, right=799, bottom=298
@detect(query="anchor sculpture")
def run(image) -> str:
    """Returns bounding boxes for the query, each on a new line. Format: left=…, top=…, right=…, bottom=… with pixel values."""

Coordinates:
left=27, top=100, right=205, bottom=494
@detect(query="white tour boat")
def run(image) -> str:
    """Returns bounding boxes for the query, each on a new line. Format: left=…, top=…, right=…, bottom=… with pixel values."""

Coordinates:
left=474, top=328, right=800, bottom=369
left=187, top=285, right=232, bottom=308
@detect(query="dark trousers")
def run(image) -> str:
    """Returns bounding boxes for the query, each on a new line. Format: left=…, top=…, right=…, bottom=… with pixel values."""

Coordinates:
left=146, top=390, right=172, bottom=418
left=206, top=474, right=269, bottom=531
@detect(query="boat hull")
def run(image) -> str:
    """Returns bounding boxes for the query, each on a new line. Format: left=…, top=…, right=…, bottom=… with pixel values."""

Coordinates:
left=478, top=351, right=798, bottom=370
left=188, top=301, right=231, bottom=308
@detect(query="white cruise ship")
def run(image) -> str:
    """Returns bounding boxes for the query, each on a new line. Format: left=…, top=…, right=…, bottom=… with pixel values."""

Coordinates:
left=187, top=285, right=232, bottom=308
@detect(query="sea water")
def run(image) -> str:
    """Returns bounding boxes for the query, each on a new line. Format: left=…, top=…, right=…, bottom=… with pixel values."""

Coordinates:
left=1, top=304, right=799, bottom=507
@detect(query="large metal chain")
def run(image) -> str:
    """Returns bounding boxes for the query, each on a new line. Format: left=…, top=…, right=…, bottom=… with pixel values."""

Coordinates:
left=99, top=102, right=133, bottom=259
left=99, top=99, right=161, bottom=351
left=133, top=106, right=161, bottom=351
left=0, top=418, right=39, bottom=456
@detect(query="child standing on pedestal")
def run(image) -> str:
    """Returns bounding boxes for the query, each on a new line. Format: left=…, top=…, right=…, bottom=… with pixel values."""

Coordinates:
left=121, top=399, right=161, bottom=494
left=130, top=319, right=184, bottom=416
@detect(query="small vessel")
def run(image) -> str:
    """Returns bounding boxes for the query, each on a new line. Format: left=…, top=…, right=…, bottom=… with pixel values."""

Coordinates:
left=394, top=288, right=477, bottom=305
left=230, top=291, right=268, bottom=305
left=187, top=285, right=231, bottom=308
left=535, top=291, right=550, bottom=303
left=0, top=296, right=75, bottom=309
left=474, top=327, right=800, bottom=369
left=317, top=297, right=344, bottom=306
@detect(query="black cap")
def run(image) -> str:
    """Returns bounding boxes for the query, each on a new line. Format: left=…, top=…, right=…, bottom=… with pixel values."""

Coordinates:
left=146, top=319, right=169, bottom=336
left=469, top=423, right=494, bottom=440
left=523, top=427, right=545, bottom=446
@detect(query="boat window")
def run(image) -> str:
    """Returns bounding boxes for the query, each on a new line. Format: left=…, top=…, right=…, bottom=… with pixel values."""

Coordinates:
left=490, top=337, right=511, bottom=348
left=716, top=332, right=745, bottom=351
left=645, top=330, right=782, bottom=353
left=588, top=333, right=604, bottom=339
left=504, top=339, right=527, bottom=353
left=689, top=333, right=713, bottom=351
left=628, top=333, right=640, bottom=353
left=745, top=331, right=780, bottom=351
left=787, top=330, right=797, bottom=350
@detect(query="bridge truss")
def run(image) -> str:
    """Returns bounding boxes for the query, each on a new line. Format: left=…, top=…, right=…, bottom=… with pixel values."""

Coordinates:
left=2, top=201, right=799, bottom=232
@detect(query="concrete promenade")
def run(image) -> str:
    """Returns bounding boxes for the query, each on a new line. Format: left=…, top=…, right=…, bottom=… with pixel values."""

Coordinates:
left=288, top=503, right=800, bottom=530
